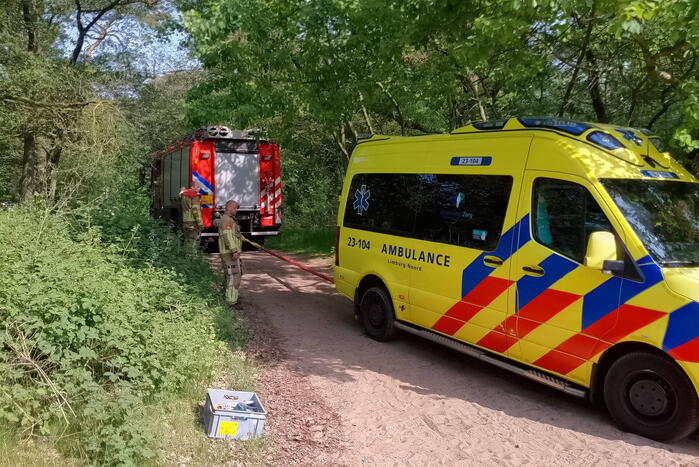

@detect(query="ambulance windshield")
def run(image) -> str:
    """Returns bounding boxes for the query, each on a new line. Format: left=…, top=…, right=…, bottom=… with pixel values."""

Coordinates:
left=602, top=179, right=699, bottom=267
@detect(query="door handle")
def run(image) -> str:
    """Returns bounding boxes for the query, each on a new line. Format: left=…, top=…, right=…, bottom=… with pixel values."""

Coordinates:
left=483, top=255, right=504, bottom=267
left=522, top=265, right=545, bottom=277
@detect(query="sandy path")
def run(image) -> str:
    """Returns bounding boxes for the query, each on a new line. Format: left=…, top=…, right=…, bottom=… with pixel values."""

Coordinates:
left=237, top=251, right=699, bottom=466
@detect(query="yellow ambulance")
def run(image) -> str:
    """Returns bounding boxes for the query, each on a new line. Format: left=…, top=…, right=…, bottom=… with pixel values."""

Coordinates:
left=334, top=117, right=699, bottom=441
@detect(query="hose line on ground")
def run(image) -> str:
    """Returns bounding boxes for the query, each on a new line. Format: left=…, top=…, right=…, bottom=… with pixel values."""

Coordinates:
left=241, top=237, right=334, bottom=283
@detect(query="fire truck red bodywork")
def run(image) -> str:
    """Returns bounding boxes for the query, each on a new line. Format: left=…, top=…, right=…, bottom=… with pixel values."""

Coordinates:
left=150, top=126, right=282, bottom=244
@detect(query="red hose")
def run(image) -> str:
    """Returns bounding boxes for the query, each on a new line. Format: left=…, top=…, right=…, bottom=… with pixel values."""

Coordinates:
left=243, top=238, right=334, bottom=283
left=260, top=247, right=334, bottom=283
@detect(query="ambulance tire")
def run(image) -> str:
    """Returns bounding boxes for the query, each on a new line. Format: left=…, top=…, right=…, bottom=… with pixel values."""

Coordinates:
left=603, top=352, right=699, bottom=442
left=359, top=287, right=397, bottom=342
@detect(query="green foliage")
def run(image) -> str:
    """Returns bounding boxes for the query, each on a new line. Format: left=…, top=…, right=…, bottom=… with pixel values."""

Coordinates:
left=0, top=1, right=259, bottom=465
left=124, top=70, right=205, bottom=153
left=0, top=203, right=243, bottom=465
left=179, top=0, right=699, bottom=228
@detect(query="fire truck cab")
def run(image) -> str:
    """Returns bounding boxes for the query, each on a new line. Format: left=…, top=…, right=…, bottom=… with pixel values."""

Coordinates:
left=151, top=126, right=282, bottom=247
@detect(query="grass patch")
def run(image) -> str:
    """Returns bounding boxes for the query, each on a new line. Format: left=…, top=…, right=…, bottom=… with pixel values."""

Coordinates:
left=0, top=428, right=82, bottom=467
left=155, top=349, right=269, bottom=467
left=265, top=229, right=335, bottom=256
left=0, top=348, right=267, bottom=467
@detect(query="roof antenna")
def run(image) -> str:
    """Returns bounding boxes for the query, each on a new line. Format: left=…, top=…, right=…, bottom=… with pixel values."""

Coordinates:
left=642, top=140, right=670, bottom=169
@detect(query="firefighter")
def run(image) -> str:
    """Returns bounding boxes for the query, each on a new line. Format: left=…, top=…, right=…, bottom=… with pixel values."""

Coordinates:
left=219, top=200, right=243, bottom=305
left=180, top=182, right=204, bottom=248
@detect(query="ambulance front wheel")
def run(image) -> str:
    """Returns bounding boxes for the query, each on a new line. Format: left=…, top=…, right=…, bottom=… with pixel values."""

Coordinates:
left=603, top=351, right=699, bottom=441
left=359, top=287, right=397, bottom=342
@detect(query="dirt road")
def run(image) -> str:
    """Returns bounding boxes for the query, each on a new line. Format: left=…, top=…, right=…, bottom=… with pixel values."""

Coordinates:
left=237, top=251, right=699, bottom=466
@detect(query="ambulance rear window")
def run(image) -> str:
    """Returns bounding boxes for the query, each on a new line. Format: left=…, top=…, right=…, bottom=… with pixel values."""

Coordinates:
left=343, top=174, right=420, bottom=237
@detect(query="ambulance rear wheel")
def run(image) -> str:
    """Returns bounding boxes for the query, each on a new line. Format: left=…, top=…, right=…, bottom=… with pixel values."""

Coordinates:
left=603, top=352, right=699, bottom=441
left=359, top=287, right=397, bottom=342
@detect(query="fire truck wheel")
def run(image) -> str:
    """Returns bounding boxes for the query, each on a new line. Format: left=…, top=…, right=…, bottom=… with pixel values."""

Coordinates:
left=359, top=287, right=397, bottom=342
left=603, top=351, right=699, bottom=442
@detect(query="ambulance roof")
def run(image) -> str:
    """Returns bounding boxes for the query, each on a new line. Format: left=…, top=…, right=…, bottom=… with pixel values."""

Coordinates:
left=355, top=116, right=696, bottom=183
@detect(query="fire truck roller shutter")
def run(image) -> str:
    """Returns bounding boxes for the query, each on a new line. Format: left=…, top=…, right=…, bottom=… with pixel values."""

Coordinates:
left=214, top=148, right=260, bottom=211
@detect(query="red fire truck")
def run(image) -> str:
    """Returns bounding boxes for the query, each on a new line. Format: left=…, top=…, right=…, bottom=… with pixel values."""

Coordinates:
left=150, top=126, right=282, bottom=247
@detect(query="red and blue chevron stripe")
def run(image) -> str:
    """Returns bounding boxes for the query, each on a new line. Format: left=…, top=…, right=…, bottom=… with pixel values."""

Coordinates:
left=533, top=259, right=667, bottom=374
left=432, top=215, right=530, bottom=335
left=433, top=224, right=699, bottom=376
left=664, top=302, right=699, bottom=362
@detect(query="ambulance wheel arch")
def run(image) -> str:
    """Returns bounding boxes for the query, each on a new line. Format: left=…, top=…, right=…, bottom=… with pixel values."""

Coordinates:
left=591, top=341, right=677, bottom=403
left=603, top=350, right=699, bottom=441
left=354, top=274, right=398, bottom=341
left=589, top=341, right=699, bottom=441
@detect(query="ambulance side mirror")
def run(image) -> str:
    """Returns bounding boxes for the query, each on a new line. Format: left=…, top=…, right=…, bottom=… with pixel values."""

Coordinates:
left=584, top=231, right=619, bottom=271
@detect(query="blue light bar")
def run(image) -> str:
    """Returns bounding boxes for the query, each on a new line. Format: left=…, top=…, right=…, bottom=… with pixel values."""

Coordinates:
left=587, top=131, right=624, bottom=150
left=641, top=170, right=679, bottom=179
left=518, top=117, right=594, bottom=136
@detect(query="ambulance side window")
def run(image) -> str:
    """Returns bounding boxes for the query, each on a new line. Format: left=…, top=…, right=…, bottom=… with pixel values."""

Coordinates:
left=414, top=174, right=513, bottom=251
left=532, top=178, right=613, bottom=263
left=343, top=173, right=420, bottom=237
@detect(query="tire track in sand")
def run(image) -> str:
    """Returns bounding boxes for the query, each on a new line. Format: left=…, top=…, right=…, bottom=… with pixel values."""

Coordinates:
left=238, top=251, right=699, bottom=466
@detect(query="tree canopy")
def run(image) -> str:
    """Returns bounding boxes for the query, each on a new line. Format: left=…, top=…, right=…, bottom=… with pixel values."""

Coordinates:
left=180, top=0, right=699, bottom=157
left=172, top=0, right=699, bottom=225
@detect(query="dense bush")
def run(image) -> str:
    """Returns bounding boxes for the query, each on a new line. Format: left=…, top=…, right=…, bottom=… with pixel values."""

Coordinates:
left=0, top=204, right=240, bottom=464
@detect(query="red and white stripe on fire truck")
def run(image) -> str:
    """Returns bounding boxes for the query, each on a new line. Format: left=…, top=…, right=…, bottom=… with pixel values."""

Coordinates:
left=259, top=177, right=282, bottom=211
left=273, top=176, right=282, bottom=224
left=257, top=142, right=282, bottom=228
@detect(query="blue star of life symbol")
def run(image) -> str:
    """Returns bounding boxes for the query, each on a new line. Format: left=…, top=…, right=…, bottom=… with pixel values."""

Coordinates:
left=353, top=185, right=371, bottom=215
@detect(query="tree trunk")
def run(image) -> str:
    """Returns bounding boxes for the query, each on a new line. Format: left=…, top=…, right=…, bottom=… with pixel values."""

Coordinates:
left=20, top=0, right=41, bottom=201
left=557, top=5, right=596, bottom=117
left=71, top=32, right=87, bottom=63
left=585, top=50, right=608, bottom=123
left=83, top=18, right=116, bottom=59
left=334, top=125, right=350, bottom=163
left=448, top=94, right=457, bottom=131
left=377, top=82, right=405, bottom=136
left=358, top=92, right=374, bottom=135
left=462, top=73, right=488, bottom=121
left=20, top=131, right=38, bottom=201
left=46, top=144, right=63, bottom=203
left=21, top=0, right=39, bottom=55
left=690, top=129, right=699, bottom=175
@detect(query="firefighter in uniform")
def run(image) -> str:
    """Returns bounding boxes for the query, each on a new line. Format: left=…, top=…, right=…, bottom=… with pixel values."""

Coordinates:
left=180, top=182, right=204, bottom=248
left=219, top=200, right=243, bottom=305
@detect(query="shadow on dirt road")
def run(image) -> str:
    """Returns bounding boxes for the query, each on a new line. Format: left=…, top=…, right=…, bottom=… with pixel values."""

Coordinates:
left=228, top=251, right=699, bottom=466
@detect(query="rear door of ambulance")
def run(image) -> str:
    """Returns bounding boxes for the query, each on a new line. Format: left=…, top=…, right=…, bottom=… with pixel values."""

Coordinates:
left=408, top=134, right=531, bottom=356
left=340, top=167, right=418, bottom=323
